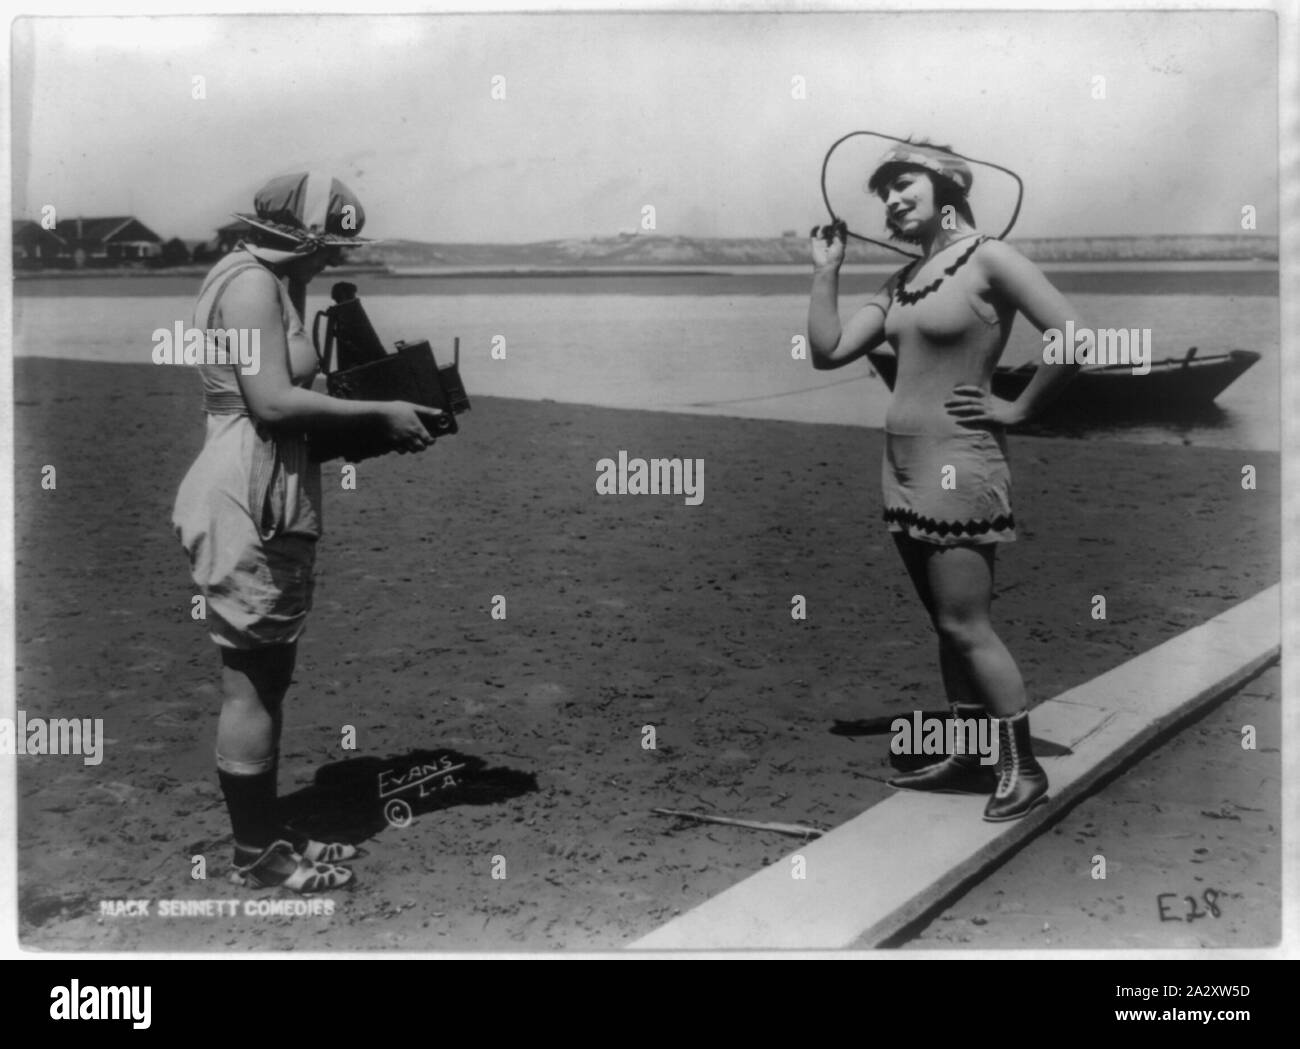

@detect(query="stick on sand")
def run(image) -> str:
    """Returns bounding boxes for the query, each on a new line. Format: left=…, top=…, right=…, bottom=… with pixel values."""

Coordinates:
left=651, top=808, right=824, bottom=838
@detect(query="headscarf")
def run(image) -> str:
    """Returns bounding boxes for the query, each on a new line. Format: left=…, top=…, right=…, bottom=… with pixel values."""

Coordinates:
left=231, top=171, right=373, bottom=264
left=866, top=142, right=974, bottom=197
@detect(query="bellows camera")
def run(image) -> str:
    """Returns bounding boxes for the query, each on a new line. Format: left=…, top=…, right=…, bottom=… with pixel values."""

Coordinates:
left=308, top=281, right=470, bottom=463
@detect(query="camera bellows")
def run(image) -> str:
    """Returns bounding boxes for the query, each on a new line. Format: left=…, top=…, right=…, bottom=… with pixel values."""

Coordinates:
left=309, top=288, right=471, bottom=463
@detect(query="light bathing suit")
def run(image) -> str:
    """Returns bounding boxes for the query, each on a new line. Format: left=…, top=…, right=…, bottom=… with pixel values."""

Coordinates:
left=172, top=248, right=323, bottom=648
left=880, top=235, right=1016, bottom=545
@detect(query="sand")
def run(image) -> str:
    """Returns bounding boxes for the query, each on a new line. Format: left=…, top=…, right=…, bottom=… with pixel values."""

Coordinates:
left=900, top=663, right=1280, bottom=949
left=11, top=357, right=1280, bottom=951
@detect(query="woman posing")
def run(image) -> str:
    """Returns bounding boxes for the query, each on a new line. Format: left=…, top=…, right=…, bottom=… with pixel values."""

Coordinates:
left=807, top=141, right=1082, bottom=821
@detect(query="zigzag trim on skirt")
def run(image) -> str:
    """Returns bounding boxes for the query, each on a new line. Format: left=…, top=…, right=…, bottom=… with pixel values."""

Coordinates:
left=883, top=506, right=1015, bottom=539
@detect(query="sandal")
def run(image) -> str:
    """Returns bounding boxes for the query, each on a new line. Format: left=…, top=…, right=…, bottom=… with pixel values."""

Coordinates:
left=229, top=840, right=354, bottom=893
left=278, top=827, right=365, bottom=863
left=300, top=839, right=365, bottom=863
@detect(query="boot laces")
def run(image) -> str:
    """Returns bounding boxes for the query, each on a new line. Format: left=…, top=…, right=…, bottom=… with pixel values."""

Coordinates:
left=995, top=720, right=1018, bottom=798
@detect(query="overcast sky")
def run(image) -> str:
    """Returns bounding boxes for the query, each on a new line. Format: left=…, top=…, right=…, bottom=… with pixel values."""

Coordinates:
left=10, top=10, right=1278, bottom=243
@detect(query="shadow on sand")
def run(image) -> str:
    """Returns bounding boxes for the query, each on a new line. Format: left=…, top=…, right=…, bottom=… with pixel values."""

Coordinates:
left=279, top=747, right=539, bottom=845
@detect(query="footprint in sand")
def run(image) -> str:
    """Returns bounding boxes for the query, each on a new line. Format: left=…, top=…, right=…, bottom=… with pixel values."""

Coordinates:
left=521, top=683, right=571, bottom=711
left=145, top=699, right=202, bottom=728
left=718, top=748, right=753, bottom=766
left=90, top=782, right=139, bottom=805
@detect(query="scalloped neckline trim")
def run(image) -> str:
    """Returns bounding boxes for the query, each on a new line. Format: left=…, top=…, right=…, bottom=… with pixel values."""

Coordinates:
left=894, top=235, right=988, bottom=306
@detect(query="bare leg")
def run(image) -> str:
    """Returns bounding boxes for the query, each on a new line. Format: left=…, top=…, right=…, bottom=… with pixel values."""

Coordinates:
left=217, top=644, right=294, bottom=768
left=924, top=544, right=1027, bottom=717
left=215, top=645, right=295, bottom=872
left=892, top=534, right=977, bottom=707
left=889, top=537, right=1046, bottom=815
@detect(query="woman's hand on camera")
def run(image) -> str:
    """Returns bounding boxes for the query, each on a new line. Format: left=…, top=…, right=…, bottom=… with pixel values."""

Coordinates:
left=381, top=401, right=441, bottom=453
left=810, top=220, right=848, bottom=272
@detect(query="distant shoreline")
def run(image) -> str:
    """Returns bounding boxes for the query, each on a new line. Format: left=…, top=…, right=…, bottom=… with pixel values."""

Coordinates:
left=11, top=262, right=1280, bottom=299
left=10, top=231, right=1280, bottom=283
left=12, top=258, right=1281, bottom=282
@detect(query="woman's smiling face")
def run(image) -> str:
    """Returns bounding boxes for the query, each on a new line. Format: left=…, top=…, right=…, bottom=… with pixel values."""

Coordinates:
left=880, top=168, right=938, bottom=238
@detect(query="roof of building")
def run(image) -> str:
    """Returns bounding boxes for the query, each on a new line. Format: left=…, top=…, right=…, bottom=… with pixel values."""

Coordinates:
left=54, top=216, right=163, bottom=243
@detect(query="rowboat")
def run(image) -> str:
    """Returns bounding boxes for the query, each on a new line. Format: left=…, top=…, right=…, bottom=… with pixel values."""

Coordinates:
left=864, top=346, right=1260, bottom=418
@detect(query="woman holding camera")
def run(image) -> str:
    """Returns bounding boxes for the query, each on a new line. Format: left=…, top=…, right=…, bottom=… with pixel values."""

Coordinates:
left=173, top=172, right=441, bottom=890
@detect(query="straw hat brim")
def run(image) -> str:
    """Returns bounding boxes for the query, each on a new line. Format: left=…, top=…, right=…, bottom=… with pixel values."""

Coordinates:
left=230, top=213, right=375, bottom=247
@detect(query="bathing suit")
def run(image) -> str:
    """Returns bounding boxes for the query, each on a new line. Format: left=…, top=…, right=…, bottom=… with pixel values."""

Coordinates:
left=879, top=234, right=1017, bottom=545
left=172, top=248, right=323, bottom=648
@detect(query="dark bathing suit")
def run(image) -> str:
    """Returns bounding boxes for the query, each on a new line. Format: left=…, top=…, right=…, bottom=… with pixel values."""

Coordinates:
left=880, top=234, right=1017, bottom=545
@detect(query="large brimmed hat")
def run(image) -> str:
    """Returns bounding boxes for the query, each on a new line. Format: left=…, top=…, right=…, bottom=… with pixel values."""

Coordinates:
left=232, top=171, right=373, bottom=255
left=866, top=142, right=973, bottom=196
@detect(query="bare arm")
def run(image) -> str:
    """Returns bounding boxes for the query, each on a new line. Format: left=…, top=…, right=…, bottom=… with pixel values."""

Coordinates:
left=220, top=270, right=439, bottom=446
left=984, top=240, right=1083, bottom=422
left=807, top=224, right=893, bottom=371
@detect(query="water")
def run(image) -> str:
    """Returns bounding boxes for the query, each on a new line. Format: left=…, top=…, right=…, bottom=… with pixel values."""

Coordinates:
left=11, top=271, right=1280, bottom=450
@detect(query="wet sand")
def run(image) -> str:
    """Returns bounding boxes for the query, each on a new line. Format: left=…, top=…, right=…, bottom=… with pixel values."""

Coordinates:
left=11, top=358, right=1280, bottom=951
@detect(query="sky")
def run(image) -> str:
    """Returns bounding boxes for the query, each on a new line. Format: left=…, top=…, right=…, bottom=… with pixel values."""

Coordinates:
left=8, top=10, right=1280, bottom=244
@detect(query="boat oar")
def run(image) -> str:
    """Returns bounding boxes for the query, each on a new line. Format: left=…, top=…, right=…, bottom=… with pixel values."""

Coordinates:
left=651, top=807, right=825, bottom=838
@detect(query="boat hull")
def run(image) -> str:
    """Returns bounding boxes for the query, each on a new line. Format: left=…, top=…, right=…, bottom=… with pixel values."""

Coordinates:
left=864, top=349, right=1260, bottom=419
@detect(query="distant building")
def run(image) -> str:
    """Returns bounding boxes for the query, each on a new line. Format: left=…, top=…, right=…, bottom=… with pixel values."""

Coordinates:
left=66, top=216, right=163, bottom=266
left=12, top=220, right=68, bottom=269
left=12, top=216, right=163, bottom=268
left=782, top=229, right=798, bottom=238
